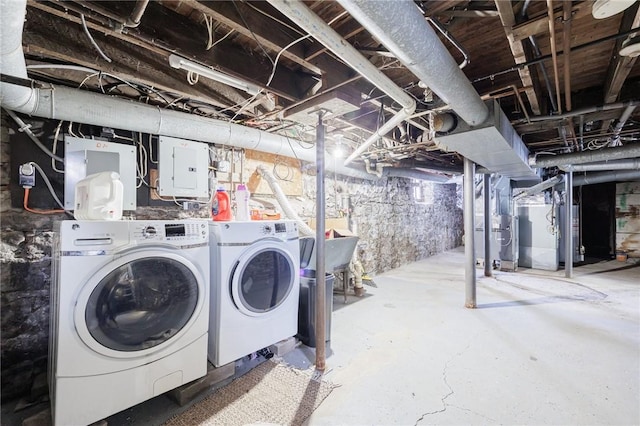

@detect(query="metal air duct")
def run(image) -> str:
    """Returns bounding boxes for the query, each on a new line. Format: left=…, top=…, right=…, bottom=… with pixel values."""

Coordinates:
left=435, top=100, right=539, bottom=181
left=338, top=0, right=489, bottom=126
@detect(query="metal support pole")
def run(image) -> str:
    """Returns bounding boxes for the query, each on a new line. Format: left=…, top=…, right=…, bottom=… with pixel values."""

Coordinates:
left=565, top=171, right=573, bottom=278
left=483, top=174, right=492, bottom=277
left=315, top=111, right=327, bottom=370
left=464, top=158, right=477, bottom=308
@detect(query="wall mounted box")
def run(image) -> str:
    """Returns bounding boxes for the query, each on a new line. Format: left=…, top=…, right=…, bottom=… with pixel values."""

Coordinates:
left=64, top=136, right=137, bottom=210
left=158, top=136, right=209, bottom=198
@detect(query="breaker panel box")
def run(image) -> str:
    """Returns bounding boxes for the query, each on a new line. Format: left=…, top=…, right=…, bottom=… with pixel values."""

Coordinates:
left=157, top=136, right=209, bottom=198
left=64, top=136, right=137, bottom=210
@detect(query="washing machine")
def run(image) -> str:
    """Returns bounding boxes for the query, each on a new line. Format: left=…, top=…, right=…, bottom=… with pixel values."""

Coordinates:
left=208, top=220, right=299, bottom=367
left=49, top=220, right=209, bottom=426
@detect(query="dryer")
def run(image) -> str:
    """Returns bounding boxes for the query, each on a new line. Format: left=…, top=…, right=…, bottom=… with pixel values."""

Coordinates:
left=49, top=220, right=209, bottom=426
left=208, top=221, right=299, bottom=367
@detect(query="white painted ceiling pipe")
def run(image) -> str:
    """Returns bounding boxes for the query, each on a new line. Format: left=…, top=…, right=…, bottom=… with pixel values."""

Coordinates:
left=266, top=0, right=416, bottom=166
left=0, top=0, right=374, bottom=180
left=338, top=0, right=489, bottom=127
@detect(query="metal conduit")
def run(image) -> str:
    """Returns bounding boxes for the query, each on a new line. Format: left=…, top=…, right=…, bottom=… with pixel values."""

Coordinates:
left=338, top=0, right=488, bottom=127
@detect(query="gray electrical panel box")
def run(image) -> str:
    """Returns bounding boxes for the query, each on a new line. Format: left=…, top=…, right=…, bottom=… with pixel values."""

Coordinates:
left=64, top=136, right=137, bottom=210
left=157, top=136, right=209, bottom=198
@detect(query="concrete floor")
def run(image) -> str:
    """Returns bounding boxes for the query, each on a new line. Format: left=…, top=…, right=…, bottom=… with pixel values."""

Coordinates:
left=4, top=248, right=639, bottom=425
left=291, top=249, right=640, bottom=425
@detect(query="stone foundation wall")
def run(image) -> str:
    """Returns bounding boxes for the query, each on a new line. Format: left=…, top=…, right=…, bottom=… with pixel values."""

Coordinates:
left=1, top=114, right=462, bottom=401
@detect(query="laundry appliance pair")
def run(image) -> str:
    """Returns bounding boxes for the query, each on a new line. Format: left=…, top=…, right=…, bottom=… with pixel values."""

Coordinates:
left=49, top=219, right=300, bottom=425
left=49, top=220, right=210, bottom=426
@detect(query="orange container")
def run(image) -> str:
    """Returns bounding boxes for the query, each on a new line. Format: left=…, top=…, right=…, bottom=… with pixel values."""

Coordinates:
left=212, top=187, right=232, bottom=221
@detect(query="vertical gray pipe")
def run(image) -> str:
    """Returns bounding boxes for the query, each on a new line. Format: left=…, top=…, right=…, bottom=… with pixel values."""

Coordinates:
left=464, top=158, right=477, bottom=308
left=483, top=174, right=492, bottom=277
left=315, top=112, right=327, bottom=370
left=565, top=171, right=573, bottom=278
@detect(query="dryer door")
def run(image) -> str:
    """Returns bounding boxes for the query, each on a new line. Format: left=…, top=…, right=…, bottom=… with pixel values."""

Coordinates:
left=75, top=250, right=204, bottom=358
left=230, top=240, right=296, bottom=317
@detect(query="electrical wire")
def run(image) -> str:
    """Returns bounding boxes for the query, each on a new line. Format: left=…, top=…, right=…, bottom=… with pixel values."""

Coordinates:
left=80, top=14, right=112, bottom=63
left=5, top=109, right=64, bottom=162
left=264, top=10, right=345, bottom=89
left=232, top=1, right=275, bottom=65
left=242, top=1, right=306, bottom=37
left=51, top=121, right=65, bottom=173
left=23, top=188, right=65, bottom=214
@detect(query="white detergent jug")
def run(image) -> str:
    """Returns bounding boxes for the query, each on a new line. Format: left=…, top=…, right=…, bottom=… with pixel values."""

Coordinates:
left=74, top=171, right=124, bottom=220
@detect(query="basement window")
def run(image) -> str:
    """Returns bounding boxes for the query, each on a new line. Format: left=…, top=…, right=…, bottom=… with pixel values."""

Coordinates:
left=412, top=180, right=435, bottom=205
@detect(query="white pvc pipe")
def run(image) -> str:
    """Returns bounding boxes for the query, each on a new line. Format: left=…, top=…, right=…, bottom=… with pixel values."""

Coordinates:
left=256, top=165, right=315, bottom=236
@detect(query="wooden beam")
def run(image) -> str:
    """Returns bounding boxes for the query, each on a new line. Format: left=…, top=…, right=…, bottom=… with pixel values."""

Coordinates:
left=512, top=2, right=592, bottom=42
left=24, top=5, right=240, bottom=109
left=436, top=9, right=500, bottom=18
left=603, top=4, right=640, bottom=104
left=495, top=0, right=542, bottom=115
left=27, top=1, right=315, bottom=102
left=176, top=0, right=323, bottom=76
left=422, top=0, right=468, bottom=17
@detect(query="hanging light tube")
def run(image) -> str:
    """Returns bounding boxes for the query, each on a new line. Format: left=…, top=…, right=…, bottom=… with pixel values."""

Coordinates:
left=168, top=54, right=261, bottom=96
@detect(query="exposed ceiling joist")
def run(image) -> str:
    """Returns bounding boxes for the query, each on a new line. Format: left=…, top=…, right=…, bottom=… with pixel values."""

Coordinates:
left=172, top=0, right=323, bottom=76
left=603, top=4, right=640, bottom=104
left=495, top=0, right=542, bottom=115
left=512, top=2, right=592, bottom=42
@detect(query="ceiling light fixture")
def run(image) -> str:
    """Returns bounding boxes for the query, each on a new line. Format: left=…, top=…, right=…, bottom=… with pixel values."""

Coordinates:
left=619, top=35, right=640, bottom=56
left=592, top=0, right=637, bottom=19
left=168, top=54, right=261, bottom=96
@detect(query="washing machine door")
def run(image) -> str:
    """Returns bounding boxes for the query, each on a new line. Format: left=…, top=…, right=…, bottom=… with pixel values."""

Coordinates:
left=74, top=250, right=204, bottom=358
left=230, top=239, right=296, bottom=317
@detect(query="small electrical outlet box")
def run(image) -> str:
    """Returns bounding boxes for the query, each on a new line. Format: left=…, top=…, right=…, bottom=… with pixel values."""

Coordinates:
left=19, top=163, right=35, bottom=188
left=182, top=201, right=202, bottom=211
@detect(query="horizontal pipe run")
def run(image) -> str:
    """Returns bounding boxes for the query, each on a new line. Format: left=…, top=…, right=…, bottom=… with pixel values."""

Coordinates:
left=559, top=158, right=640, bottom=172
left=514, top=175, right=564, bottom=200
left=531, top=144, right=640, bottom=168
left=2, top=82, right=376, bottom=180
left=569, top=170, right=640, bottom=186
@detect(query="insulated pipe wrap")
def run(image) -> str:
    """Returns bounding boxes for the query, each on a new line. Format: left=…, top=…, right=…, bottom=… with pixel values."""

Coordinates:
left=338, top=0, right=489, bottom=126
left=0, top=0, right=36, bottom=111
left=267, top=0, right=414, bottom=109
left=531, top=144, right=640, bottom=168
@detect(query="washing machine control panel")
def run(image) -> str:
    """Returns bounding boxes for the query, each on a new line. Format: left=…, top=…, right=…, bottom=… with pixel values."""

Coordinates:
left=135, top=221, right=208, bottom=243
